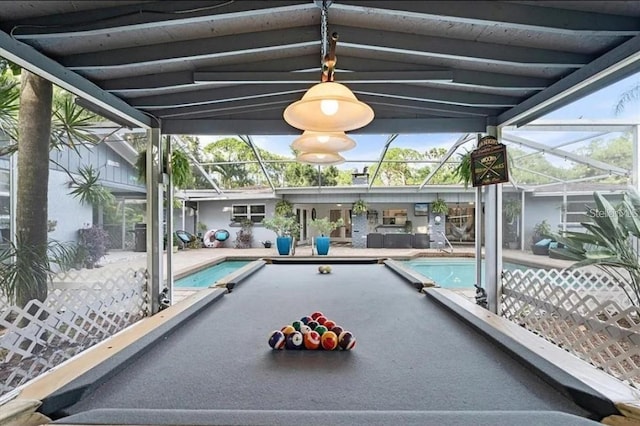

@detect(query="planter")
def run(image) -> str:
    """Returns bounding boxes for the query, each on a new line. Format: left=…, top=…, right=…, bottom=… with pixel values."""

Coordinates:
left=316, top=236, right=330, bottom=256
left=276, top=236, right=292, bottom=255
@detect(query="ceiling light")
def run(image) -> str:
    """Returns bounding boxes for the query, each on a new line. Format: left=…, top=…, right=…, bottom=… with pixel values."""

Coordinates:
left=296, top=151, right=345, bottom=165
left=284, top=82, right=374, bottom=132
left=283, top=1, right=374, bottom=133
left=291, top=131, right=356, bottom=153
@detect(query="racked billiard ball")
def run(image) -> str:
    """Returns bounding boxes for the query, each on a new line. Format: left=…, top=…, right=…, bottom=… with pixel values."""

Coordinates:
left=286, top=331, right=304, bottom=350
left=303, top=330, right=321, bottom=350
left=330, top=325, right=344, bottom=337
left=307, top=320, right=319, bottom=330
left=323, top=320, right=336, bottom=329
left=281, top=325, right=296, bottom=336
left=291, top=320, right=303, bottom=331
left=321, top=331, right=338, bottom=350
left=311, top=311, right=324, bottom=320
left=316, top=315, right=327, bottom=325
left=268, top=330, right=286, bottom=350
left=339, top=331, right=356, bottom=350
left=314, top=325, right=328, bottom=336
left=299, top=324, right=312, bottom=335
left=300, top=316, right=313, bottom=325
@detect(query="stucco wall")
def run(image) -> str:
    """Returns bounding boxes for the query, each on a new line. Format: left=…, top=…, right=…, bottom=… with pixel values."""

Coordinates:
left=48, top=169, right=93, bottom=242
left=197, top=199, right=279, bottom=248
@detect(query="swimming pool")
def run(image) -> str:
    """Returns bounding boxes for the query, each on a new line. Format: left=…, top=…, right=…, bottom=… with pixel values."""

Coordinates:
left=175, top=260, right=252, bottom=288
left=402, top=258, right=534, bottom=289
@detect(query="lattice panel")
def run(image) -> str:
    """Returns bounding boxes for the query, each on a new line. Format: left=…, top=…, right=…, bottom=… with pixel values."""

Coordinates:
left=0, top=268, right=148, bottom=397
left=502, top=269, right=640, bottom=388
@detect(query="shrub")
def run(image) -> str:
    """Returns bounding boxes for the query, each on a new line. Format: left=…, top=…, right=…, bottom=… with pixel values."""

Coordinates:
left=78, top=225, right=110, bottom=268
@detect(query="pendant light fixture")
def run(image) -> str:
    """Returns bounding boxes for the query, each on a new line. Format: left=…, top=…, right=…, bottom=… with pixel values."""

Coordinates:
left=283, top=1, right=374, bottom=133
left=296, top=151, right=345, bottom=165
left=291, top=130, right=356, bottom=153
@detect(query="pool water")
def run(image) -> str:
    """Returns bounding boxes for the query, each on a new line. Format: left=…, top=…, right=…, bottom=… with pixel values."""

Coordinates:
left=175, top=260, right=252, bottom=288
left=402, top=259, right=532, bottom=288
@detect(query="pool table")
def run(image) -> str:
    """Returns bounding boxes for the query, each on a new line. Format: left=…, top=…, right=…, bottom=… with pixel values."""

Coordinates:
left=25, top=260, right=630, bottom=425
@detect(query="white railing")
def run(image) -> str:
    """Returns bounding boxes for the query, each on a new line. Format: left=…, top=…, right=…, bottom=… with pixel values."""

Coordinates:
left=502, top=268, right=640, bottom=388
left=0, top=268, right=148, bottom=397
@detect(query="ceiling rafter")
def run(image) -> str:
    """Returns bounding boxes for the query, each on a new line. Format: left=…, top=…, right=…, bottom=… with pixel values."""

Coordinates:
left=333, top=1, right=640, bottom=35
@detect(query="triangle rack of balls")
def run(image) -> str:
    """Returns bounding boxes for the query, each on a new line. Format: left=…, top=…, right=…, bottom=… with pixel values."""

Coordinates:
left=268, top=311, right=356, bottom=351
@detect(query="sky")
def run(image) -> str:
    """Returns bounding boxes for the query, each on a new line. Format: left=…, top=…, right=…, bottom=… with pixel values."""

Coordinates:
left=197, top=70, right=640, bottom=169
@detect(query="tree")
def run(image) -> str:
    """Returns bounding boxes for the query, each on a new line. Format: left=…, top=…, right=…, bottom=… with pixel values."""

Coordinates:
left=568, top=134, right=632, bottom=183
left=0, top=61, right=99, bottom=307
left=615, top=84, right=639, bottom=115
left=0, top=62, right=19, bottom=143
left=369, top=147, right=424, bottom=186
left=425, top=147, right=459, bottom=185
left=15, top=70, right=53, bottom=306
left=508, top=146, right=570, bottom=185
left=203, top=137, right=257, bottom=188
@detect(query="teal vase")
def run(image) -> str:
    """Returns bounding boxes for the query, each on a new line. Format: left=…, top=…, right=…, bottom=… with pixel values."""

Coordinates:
left=276, top=236, right=291, bottom=255
left=316, top=236, right=330, bottom=255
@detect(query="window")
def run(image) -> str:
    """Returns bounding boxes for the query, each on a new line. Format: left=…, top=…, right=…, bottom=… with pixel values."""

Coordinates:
left=382, top=209, right=407, bottom=225
left=232, top=204, right=266, bottom=224
left=563, top=199, right=595, bottom=226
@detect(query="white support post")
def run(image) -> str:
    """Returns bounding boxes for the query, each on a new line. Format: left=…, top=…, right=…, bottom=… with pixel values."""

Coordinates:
left=166, top=135, right=174, bottom=306
left=475, top=186, right=482, bottom=288
left=146, top=128, right=163, bottom=315
left=484, top=126, right=503, bottom=314
left=632, top=125, right=640, bottom=254
left=520, top=191, right=525, bottom=251
left=121, top=199, right=126, bottom=250
left=9, top=152, right=17, bottom=245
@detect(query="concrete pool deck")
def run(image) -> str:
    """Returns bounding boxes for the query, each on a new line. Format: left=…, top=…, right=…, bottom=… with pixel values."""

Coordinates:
left=99, top=246, right=577, bottom=303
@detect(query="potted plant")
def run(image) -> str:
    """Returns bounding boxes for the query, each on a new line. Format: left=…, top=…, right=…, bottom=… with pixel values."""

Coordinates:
left=453, top=149, right=472, bottom=189
left=234, top=219, right=253, bottom=249
left=136, top=148, right=193, bottom=188
left=310, top=217, right=344, bottom=255
left=262, top=215, right=299, bottom=255
left=352, top=199, right=368, bottom=215
left=275, top=199, right=293, bottom=216
left=172, top=237, right=179, bottom=253
left=532, top=220, right=552, bottom=244
left=431, top=198, right=448, bottom=215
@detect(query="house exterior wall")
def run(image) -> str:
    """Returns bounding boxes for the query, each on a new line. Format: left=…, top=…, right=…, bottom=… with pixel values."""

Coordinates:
left=48, top=169, right=93, bottom=242
left=49, top=142, right=141, bottom=189
left=197, top=199, right=279, bottom=248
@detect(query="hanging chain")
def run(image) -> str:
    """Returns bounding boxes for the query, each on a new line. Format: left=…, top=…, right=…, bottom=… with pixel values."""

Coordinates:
left=320, top=0, right=328, bottom=64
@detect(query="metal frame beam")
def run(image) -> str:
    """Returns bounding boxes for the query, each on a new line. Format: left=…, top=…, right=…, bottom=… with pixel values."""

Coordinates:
left=172, top=136, right=222, bottom=194
left=239, top=135, right=275, bottom=192
left=368, top=134, right=399, bottom=188
left=419, top=133, right=472, bottom=189
left=0, top=30, right=151, bottom=128
left=502, top=133, right=629, bottom=176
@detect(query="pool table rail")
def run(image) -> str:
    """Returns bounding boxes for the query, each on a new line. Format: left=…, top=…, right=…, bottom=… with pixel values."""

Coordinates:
left=424, top=287, right=640, bottom=419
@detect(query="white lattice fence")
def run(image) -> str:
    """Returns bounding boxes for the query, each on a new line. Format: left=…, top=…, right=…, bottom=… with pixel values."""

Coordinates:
left=502, top=268, right=640, bottom=388
left=0, top=268, right=148, bottom=397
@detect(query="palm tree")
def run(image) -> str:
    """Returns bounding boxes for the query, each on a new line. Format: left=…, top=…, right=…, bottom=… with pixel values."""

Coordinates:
left=15, top=70, right=53, bottom=306
left=615, top=84, right=639, bottom=115
left=1, top=62, right=99, bottom=307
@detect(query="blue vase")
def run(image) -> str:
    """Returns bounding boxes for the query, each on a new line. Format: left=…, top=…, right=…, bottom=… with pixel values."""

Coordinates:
left=316, top=236, right=330, bottom=255
left=276, top=236, right=291, bottom=255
